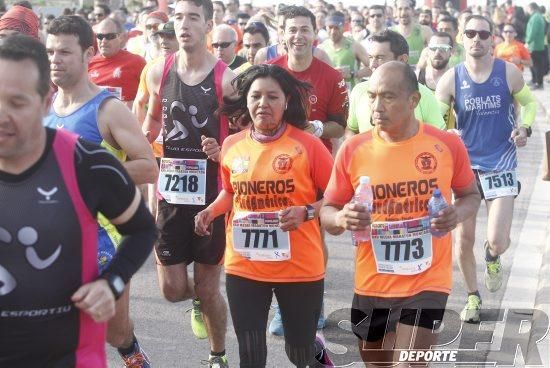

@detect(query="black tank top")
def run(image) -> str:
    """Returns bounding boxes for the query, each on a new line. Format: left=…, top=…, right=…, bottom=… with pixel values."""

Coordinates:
left=161, top=56, right=225, bottom=204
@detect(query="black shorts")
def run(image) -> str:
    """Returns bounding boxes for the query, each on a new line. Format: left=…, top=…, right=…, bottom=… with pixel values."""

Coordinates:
left=473, top=169, right=521, bottom=201
left=351, top=291, right=448, bottom=342
left=155, top=200, right=225, bottom=266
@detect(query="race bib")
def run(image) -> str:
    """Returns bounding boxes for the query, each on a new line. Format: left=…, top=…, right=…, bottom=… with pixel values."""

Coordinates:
left=232, top=211, right=290, bottom=261
left=371, top=217, right=432, bottom=275
left=100, top=86, right=122, bottom=100
left=158, top=158, right=206, bottom=205
left=478, top=170, right=518, bottom=200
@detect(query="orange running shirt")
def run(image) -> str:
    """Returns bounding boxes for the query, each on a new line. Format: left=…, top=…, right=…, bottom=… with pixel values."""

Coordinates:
left=494, top=40, right=531, bottom=71
left=324, top=124, right=474, bottom=297
left=221, top=124, right=334, bottom=282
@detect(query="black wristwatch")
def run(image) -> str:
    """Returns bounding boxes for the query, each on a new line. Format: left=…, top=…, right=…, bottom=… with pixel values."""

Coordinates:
left=523, top=125, right=532, bottom=137
left=101, top=273, right=125, bottom=300
left=304, top=204, right=315, bottom=221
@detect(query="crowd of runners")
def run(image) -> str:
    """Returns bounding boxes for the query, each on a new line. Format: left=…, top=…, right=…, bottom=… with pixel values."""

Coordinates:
left=0, top=0, right=548, bottom=367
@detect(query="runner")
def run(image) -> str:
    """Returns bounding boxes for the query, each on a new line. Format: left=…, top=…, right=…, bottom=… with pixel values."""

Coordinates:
left=318, top=11, right=370, bottom=89
left=44, top=15, right=158, bottom=367
left=267, top=4, right=348, bottom=336
left=436, top=15, right=538, bottom=323
left=416, top=16, right=466, bottom=71
left=212, top=24, right=247, bottom=70
left=0, top=5, right=39, bottom=39
left=241, top=21, right=269, bottom=66
left=495, top=23, right=533, bottom=72
left=417, top=32, right=454, bottom=91
left=391, top=0, right=432, bottom=67
left=346, top=30, right=445, bottom=137
left=0, top=34, right=156, bottom=368
left=366, top=5, right=387, bottom=36
left=133, top=20, right=180, bottom=216
left=88, top=18, right=147, bottom=108
left=195, top=64, right=334, bottom=368
left=321, top=61, right=480, bottom=366
left=127, top=11, right=170, bottom=61
left=142, top=0, right=235, bottom=366
left=254, top=7, right=332, bottom=66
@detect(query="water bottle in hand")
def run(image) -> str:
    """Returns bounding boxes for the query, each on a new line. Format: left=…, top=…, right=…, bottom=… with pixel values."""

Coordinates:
left=352, top=176, right=373, bottom=243
left=428, top=189, right=449, bottom=238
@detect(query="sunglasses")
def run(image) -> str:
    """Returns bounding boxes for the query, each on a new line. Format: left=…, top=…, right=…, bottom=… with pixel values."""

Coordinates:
left=369, top=14, right=383, bottom=18
left=502, top=29, right=515, bottom=34
left=352, top=19, right=364, bottom=23
left=212, top=41, right=233, bottom=49
left=146, top=24, right=160, bottom=30
left=96, top=33, right=119, bottom=40
left=464, top=29, right=491, bottom=40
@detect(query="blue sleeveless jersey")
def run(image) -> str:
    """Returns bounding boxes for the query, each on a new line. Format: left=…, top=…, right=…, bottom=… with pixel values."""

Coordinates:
left=454, top=59, right=516, bottom=171
left=44, top=89, right=113, bottom=145
left=266, top=44, right=279, bottom=61
left=43, top=89, right=121, bottom=272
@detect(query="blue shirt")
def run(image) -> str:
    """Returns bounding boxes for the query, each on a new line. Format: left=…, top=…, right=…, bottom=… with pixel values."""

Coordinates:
left=454, top=59, right=516, bottom=171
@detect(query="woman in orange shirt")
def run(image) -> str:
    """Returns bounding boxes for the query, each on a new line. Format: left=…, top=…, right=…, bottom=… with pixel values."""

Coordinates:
left=495, top=23, right=532, bottom=71
left=195, top=64, right=334, bottom=368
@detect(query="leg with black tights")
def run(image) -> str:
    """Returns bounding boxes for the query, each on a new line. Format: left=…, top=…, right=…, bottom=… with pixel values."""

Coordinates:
left=275, top=279, right=324, bottom=368
left=226, top=275, right=272, bottom=368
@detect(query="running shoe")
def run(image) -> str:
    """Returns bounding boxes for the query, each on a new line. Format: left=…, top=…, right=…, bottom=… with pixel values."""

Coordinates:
left=268, top=305, right=284, bottom=336
left=312, top=335, right=334, bottom=367
left=460, top=294, right=482, bottom=323
left=119, top=339, right=151, bottom=368
left=190, top=298, right=208, bottom=339
left=484, top=241, right=503, bottom=292
left=204, top=355, right=229, bottom=368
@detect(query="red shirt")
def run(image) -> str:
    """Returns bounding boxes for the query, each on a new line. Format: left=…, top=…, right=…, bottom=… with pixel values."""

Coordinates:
left=269, top=55, right=349, bottom=152
left=88, top=49, right=146, bottom=101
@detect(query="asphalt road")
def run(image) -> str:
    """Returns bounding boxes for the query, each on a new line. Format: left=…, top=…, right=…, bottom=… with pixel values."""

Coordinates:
left=107, top=106, right=549, bottom=368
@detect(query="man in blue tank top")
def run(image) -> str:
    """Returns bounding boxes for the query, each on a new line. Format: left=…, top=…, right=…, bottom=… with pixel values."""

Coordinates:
left=142, top=0, right=235, bottom=366
left=43, top=16, right=158, bottom=367
left=436, top=15, right=538, bottom=324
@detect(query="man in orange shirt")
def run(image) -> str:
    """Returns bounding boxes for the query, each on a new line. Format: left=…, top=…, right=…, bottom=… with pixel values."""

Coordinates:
left=495, top=23, right=532, bottom=71
left=321, top=61, right=480, bottom=365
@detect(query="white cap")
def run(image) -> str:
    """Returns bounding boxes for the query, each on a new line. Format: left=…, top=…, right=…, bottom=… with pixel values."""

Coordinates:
left=359, top=176, right=370, bottom=185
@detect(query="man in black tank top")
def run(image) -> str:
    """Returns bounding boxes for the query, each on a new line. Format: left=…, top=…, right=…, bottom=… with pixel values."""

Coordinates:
left=143, top=0, right=236, bottom=366
left=0, top=35, right=156, bottom=368
left=416, top=32, right=453, bottom=91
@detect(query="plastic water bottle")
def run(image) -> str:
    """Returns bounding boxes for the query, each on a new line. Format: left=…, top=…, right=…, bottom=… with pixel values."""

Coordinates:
left=428, top=189, right=449, bottom=238
left=352, top=176, right=373, bottom=243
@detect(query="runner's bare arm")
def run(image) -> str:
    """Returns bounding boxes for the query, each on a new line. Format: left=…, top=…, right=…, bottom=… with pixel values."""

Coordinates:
left=353, top=41, right=371, bottom=79
left=313, top=47, right=333, bottom=66
left=132, top=67, right=150, bottom=125
left=143, top=59, right=164, bottom=144
left=435, top=68, right=455, bottom=122
left=420, top=24, right=433, bottom=44
left=195, top=189, right=234, bottom=236
left=415, top=47, right=429, bottom=71
left=98, top=99, right=158, bottom=184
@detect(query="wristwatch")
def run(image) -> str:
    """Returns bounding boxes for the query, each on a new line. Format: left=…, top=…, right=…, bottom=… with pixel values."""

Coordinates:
left=101, top=273, right=125, bottom=300
left=304, top=204, right=315, bottom=221
left=522, top=125, right=532, bottom=137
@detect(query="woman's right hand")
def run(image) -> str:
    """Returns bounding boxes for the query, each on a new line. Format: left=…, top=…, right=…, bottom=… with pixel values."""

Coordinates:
left=194, top=209, right=213, bottom=236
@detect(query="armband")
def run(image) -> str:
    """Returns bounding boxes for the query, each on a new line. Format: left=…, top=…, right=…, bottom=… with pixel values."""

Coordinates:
left=513, top=84, right=537, bottom=128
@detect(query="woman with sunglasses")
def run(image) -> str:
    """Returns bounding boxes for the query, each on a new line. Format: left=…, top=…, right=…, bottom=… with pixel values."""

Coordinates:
left=195, top=64, right=334, bottom=367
